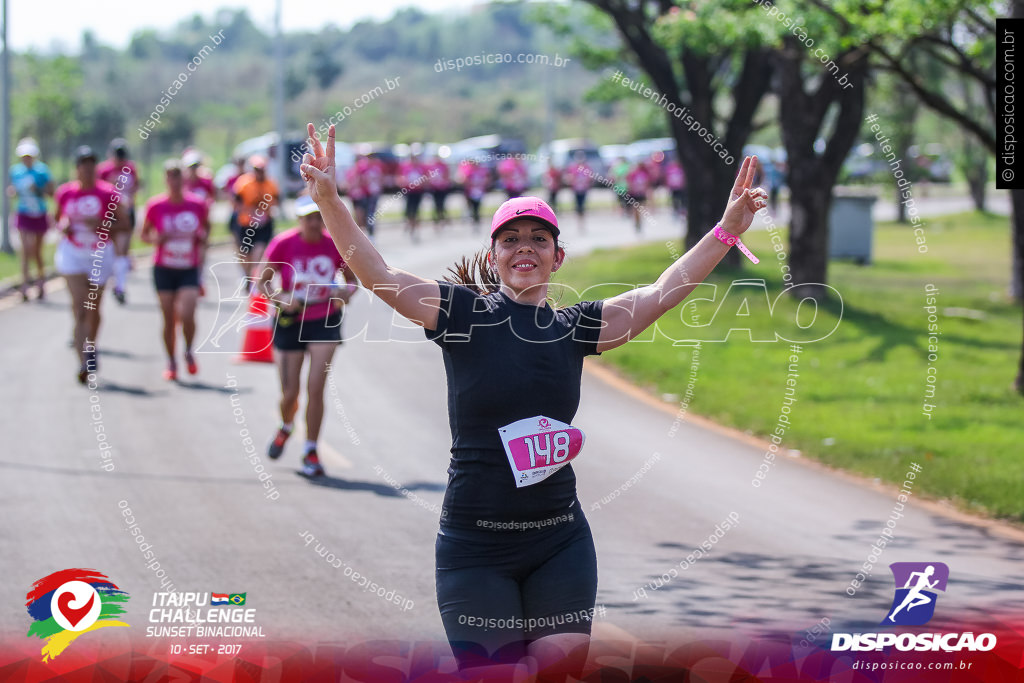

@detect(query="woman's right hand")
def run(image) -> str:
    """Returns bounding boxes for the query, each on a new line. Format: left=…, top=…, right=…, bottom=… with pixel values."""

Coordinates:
left=300, top=123, right=338, bottom=206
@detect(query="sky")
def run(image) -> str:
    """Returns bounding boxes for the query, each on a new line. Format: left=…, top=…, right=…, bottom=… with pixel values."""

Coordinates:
left=8, top=0, right=479, bottom=52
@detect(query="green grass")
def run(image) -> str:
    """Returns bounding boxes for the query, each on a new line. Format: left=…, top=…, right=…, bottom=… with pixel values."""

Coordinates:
left=555, top=212, right=1024, bottom=522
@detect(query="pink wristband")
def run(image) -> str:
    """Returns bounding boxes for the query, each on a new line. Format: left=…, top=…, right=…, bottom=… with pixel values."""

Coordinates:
left=713, top=224, right=759, bottom=264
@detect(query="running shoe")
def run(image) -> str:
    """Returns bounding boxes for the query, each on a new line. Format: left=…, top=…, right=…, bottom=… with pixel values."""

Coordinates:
left=267, top=427, right=292, bottom=460
left=184, top=352, right=198, bottom=375
left=162, top=361, right=177, bottom=381
left=301, top=450, right=325, bottom=477
left=114, top=288, right=126, bottom=305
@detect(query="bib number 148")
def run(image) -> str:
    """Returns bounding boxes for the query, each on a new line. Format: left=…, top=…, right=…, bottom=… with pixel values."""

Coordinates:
left=524, top=431, right=571, bottom=468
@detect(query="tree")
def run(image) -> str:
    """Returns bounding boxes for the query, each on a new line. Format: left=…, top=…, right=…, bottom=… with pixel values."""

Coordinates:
left=767, top=1, right=870, bottom=299
left=870, top=71, right=923, bottom=223
left=14, top=54, right=83, bottom=164
left=310, top=41, right=343, bottom=91
left=807, top=0, right=1023, bottom=392
left=576, top=0, right=776, bottom=265
left=566, top=1, right=874, bottom=295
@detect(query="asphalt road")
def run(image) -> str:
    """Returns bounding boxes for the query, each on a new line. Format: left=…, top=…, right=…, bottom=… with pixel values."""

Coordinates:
left=1, top=203, right=1021, bottom=656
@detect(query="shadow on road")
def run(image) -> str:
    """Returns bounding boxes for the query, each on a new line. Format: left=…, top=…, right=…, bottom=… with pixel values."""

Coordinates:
left=96, top=380, right=156, bottom=397
left=297, top=472, right=445, bottom=498
left=96, top=347, right=146, bottom=360
left=175, top=380, right=249, bottom=394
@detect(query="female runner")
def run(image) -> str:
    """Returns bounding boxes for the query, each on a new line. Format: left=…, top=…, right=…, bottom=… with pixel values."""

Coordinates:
left=54, top=146, right=128, bottom=383
left=140, top=160, right=210, bottom=380
left=300, top=124, right=766, bottom=677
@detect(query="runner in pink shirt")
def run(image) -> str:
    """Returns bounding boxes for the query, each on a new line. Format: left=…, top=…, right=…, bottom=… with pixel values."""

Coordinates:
left=458, top=158, right=489, bottom=232
left=543, top=162, right=563, bottom=214
left=97, top=139, right=141, bottom=305
left=54, top=146, right=129, bottom=383
left=664, top=158, right=687, bottom=218
left=182, top=150, right=216, bottom=208
left=497, top=156, right=529, bottom=198
left=626, top=162, right=652, bottom=234
left=257, top=195, right=359, bottom=478
left=399, top=154, right=428, bottom=241
left=427, top=155, right=452, bottom=229
left=344, top=161, right=368, bottom=232
left=564, top=152, right=594, bottom=233
left=357, top=154, right=384, bottom=238
left=141, top=160, right=211, bottom=381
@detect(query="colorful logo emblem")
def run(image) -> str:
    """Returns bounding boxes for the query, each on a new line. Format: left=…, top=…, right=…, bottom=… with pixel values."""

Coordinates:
left=25, top=569, right=130, bottom=661
left=883, top=562, right=949, bottom=626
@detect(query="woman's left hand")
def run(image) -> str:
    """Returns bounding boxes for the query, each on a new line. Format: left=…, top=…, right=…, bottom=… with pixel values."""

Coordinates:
left=719, top=155, right=769, bottom=236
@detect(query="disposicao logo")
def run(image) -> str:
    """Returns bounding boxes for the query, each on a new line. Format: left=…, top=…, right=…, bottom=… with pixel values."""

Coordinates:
left=25, top=569, right=130, bottom=661
left=832, top=562, right=996, bottom=653
left=883, top=562, right=948, bottom=626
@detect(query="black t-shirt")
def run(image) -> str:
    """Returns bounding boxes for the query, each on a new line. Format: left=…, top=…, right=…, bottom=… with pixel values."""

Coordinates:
left=424, top=281, right=604, bottom=530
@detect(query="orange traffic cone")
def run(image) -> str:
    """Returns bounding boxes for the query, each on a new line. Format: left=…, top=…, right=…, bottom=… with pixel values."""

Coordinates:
left=236, top=294, right=275, bottom=363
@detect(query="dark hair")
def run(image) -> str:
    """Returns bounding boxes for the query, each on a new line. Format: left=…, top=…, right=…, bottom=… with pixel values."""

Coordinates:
left=443, top=237, right=565, bottom=299
left=444, top=248, right=500, bottom=295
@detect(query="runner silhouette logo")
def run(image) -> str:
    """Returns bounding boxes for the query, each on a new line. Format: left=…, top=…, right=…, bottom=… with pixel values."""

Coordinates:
left=883, top=562, right=949, bottom=626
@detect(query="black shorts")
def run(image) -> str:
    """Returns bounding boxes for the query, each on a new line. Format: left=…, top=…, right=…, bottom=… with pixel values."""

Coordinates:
left=405, top=191, right=424, bottom=219
left=272, top=309, right=343, bottom=351
left=435, top=509, right=597, bottom=669
left=153, top=266, right=200, bottom=292
left=574, top=191, right=587, bottom=215
left=236, top=218, right=275, bottom=247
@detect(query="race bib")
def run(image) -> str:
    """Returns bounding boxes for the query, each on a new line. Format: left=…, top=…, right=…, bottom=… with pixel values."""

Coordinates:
left=498, top=416, right=585, bottom=488
left=163, top=239, right=193, bottom=268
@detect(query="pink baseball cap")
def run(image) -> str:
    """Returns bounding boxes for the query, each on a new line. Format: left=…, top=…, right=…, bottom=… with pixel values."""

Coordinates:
left=490, top=196, right=559, bottom=239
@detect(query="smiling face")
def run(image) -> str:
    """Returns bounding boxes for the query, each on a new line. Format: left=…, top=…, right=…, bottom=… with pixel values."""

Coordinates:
left=490, top=220, right=564, bottom=301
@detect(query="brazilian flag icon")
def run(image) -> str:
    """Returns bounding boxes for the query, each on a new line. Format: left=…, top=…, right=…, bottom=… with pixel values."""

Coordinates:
left=228, top=593, right=246, bottom=606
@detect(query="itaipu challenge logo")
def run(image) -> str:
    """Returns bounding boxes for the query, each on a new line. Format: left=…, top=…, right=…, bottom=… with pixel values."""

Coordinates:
left=25, top=569, right=130, bottom=661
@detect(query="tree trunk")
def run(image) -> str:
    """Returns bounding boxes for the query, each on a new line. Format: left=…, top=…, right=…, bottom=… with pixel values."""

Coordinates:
left=584, top=2, right=770, bottom=270
left=966, top=167, right=986, bottom=212
left=775, top=38, right=868, bottom=301
left=674, top=113, right=739, bottom=265
left=1012, top=188, right=1024, bottom=394
left=786, top=182, right=831, bottom=301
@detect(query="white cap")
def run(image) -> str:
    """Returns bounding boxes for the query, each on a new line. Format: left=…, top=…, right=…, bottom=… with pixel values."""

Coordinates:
left=182, top=150, right=203, bottom=167
left=16, top=139, right=39, bottom=157
left=295, top=195, right=321, bottom=217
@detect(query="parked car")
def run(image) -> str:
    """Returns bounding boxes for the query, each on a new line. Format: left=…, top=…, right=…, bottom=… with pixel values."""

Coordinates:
left=531, top=138, right=605, bottom=185
left=233, top=132, right=347, bottom=197
left=448, top=134, right=528, bottom=190
left=599, top=144, right=632, bottom=171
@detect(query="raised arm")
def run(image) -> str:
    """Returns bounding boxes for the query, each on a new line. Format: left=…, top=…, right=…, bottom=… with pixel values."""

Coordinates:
left=595, top=156, right=767, bottom=353
left=300, top=124, right=441, bottom=329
